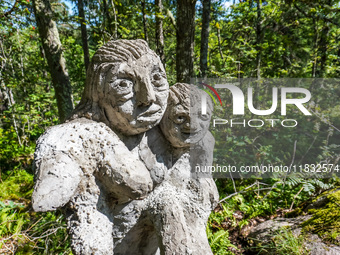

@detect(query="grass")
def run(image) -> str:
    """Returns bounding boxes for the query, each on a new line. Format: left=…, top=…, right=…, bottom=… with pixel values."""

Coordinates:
left=249, top=227, right=309, bottom=255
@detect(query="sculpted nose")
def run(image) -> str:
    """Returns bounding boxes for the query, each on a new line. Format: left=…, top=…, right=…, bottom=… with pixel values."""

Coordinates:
left=182, top=114, right=198, bottom=132
left=190, top=117, right=199, bottom=132
left=136, top=77, right=156, bottom=106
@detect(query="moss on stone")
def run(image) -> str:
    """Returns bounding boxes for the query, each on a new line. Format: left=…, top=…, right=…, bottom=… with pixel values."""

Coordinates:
left=302, top=189, right=340, bottom=245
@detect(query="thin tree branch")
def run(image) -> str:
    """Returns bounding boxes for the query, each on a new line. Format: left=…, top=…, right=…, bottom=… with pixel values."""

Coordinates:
left=294, top=3, right=340, bottom=27
left=0, top=0, right=19, bottom=18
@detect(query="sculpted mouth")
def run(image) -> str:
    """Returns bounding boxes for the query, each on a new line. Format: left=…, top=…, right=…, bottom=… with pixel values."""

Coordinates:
left=137, top=105, right=162, bottom=118
left=116, top=95, right=133, bottom=105
left=181, top=130, right=199, bottom=139
left=181, top=129, right=199, bottom=135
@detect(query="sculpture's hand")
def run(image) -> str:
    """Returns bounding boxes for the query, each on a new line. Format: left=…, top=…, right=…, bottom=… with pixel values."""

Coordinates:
left=32, top=151, right=83, bottom=212
left=95, top=129, right=154, bottom=203
left=96, top=151, right=154, bottom=203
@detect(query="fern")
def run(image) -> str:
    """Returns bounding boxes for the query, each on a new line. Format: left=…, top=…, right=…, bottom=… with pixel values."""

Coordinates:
left=207, top=228, right=237, bottom=255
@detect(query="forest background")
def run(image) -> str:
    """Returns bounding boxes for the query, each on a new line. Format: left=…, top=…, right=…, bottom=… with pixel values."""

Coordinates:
left=0, top=0, right=340, bottom=254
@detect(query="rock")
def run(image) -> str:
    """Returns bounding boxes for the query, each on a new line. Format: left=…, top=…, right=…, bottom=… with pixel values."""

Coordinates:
left=248, top=215, right=340, bottom=255
left=304, top=234, right=340, bottom=255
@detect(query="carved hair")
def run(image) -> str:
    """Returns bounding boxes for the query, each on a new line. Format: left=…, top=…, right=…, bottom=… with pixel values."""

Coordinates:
left=91, top=40, right=151, bottom=63
left=69, top=39, right=160, bottom=122
left=168, top=83, right=213, bottom=113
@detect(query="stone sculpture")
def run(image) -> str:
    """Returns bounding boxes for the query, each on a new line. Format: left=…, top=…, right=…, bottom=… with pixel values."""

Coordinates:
left=32, top=39, right=218, bottom=255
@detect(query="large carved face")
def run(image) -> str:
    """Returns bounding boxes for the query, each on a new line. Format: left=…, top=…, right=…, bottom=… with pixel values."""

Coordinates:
left=160, top=84, right=212, bottom=148
left=101, top=53, right=169, bottom=135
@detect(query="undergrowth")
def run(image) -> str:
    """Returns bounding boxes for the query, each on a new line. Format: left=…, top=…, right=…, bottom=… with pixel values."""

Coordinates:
left=1, top=169, right=339, bottom=254
left=207, top=177, right=340, bottom=255
left=207, top=203, right=238, bottom=254
left=0, top=170, right=72, bottom=254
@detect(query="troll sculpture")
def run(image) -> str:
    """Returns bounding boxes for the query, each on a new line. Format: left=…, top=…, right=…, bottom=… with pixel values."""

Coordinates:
left=32, top=39, right=218, bottom=255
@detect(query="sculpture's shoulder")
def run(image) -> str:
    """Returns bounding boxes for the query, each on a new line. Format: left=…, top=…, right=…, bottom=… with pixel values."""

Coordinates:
left=38, top=118, right=118, bottom=143
left=36, top=118, right=122, bottom=156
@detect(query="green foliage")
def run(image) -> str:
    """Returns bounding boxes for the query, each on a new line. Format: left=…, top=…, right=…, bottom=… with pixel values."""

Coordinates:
left=270, top=228, right=308, bottom=255
left=209, top=177, right=339, bottom=254
left=0, top=170, right=33, bottom=201
left=207, top=228, right=237, bottom=255
left=20, top=211, right=73, bottom=254
left=207, top=204, right=238, bottom=255
left=0, top=201, right=28, bottom=237
left=211, top=79, right=340, bottom=183
left=0, top=14, right=59, bottom=170
left=0, top=170, right=72, bottom=254
left=62, top=36, right=87, bottom=101
left=202, top=0, right=340, bottom=79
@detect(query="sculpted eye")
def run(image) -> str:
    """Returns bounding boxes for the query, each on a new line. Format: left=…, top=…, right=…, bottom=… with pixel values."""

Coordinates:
left=200, top=114, right=210, bottom=121
left=108, top=79, right=133, bottom=96
left=111, top=79, right=133, bottom=88
left=174, top=114, right=186, bottom=124
left=151, top=69, right=167, bottom=89
left=119, top=80, right=129, bottom=87
left=153, top=73, right=162, bottom=81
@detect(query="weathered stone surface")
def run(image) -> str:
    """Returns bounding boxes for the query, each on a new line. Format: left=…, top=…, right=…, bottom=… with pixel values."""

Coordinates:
left=305, top=234, right=340, bottom=255
left=32, top=40, right=218, bottom=255
left=248, top=215, right=312, bottom=241
left=160, top=83, right=213, bottom=148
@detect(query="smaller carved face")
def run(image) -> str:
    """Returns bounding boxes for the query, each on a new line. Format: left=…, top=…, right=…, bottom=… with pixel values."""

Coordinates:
left=160, top=88, right=212, bottom=148
left=101, top=54, right=169, bottom=135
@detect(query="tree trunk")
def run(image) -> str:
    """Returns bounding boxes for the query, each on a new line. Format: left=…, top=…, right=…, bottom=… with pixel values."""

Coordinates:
left=111, top=0, right=118, bottom=39
left=103, top=0, right=113, bottom=37
left=316, top=23, right=329, bottom=78
left=200, top=0, right=210, bottom=78
left=312, top=18, right=318, bottom=78
left=176, top=0, right=197, bottom=83
left=337, top=41, right=340, bottom=78
left=33, top=0, right=74, bottom=122
left=155, top=0, right=165, bottom=65
left=317, top=0, right=332, bottom=78
left=77, top=0, right=90, bottom=72
left=142, top=0, right=148, bottom=42
left=216, top=22, right=224, bottom=61
left=255, top=0, right=262, bottom=79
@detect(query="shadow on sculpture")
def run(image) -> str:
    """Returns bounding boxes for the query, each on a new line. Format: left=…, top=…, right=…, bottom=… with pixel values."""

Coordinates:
left=32, top=39, right=218, bottom=255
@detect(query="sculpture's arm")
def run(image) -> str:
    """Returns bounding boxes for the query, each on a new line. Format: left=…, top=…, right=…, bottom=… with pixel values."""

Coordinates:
left=32, top=150, right=83, bottom=212
left=32, top=119, right=153, bottom=211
